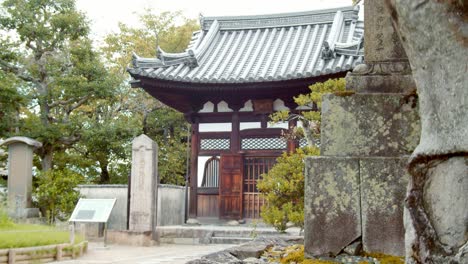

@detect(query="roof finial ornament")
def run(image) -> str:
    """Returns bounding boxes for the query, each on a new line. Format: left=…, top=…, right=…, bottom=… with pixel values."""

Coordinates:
left=199, top=13, right=205, bottom=28
left=321, top=41, right=335, bottom=60
left=186, top=50, right=198, bottom=68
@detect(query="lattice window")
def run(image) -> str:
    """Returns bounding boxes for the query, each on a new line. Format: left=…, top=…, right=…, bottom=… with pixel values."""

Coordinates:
left=241, top=137, right=287, bottom=150
left=299, top=138, right=308, bottom=148
left=200, top=138, right=230, bottom=150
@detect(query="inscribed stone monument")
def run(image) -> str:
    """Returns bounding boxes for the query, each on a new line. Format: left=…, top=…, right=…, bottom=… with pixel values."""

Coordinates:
left=304, top=0, right=420, bottom=257
left=345, top=1, right=415, bottom=93
left=0, top=136, right=41, bottom=218
left=129, top=135, right=159, bottom=233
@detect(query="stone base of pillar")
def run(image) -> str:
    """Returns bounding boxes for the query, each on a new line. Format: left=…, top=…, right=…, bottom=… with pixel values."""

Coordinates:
left=8, top=207, right=40, bottom=219
left=186, top=218, right=200, bottom=225
left=304, top=156, right=409, bottom=257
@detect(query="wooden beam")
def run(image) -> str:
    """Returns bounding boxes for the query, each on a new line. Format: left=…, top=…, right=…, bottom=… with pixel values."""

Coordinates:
left=189, top=122, right=199, bottom=218
left=287, top=119, right=298, bottom=153
left=231, top=112, right=240, bottom=153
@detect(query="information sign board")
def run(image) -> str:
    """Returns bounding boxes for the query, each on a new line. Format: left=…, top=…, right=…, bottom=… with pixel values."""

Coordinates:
left=69, top=198, right=116, bottom=223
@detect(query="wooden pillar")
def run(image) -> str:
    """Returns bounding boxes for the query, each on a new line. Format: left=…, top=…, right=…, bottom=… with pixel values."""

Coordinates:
left=287, top=119, right=298, bottom=153
left=231, top=112, right=240, bottom=153
left=260, top=114, right=268, bottom=129
left=189, top=122, right=199, bottom=218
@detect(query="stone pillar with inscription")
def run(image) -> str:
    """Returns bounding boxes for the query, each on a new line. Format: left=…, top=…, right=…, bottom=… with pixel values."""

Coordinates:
left=129, top=135, right=159, bottom=235
left=304, top=0, right=420, bottom=258
left=0, top=136, right=41, bottom=219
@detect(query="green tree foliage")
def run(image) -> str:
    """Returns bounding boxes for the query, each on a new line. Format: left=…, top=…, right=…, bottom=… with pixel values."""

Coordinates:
left=34, top=168, right=84, bottom=224
left=0, top=40, right=24, bottom=138
left=257, top=147, right=319, bottom=232
left=270, top=78, right=346, bottom=147
left=100, top=9, right=197, bottom=185
left=0, top=0, right=113, bottom=172
left=262, top=79, right=347, bottom=232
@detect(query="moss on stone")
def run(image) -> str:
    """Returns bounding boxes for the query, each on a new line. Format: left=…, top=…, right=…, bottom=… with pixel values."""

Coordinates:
left=280, top=245, right=339, bottom=264
left=363, top=252, right=404, bottom=264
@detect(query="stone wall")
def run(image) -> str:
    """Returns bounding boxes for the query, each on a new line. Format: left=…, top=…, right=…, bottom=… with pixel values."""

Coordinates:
left=78, top=184, right=128, bottom=231
left=77, top=183, right=186, bottom=238
left=157, top=184, right=186, bottom=226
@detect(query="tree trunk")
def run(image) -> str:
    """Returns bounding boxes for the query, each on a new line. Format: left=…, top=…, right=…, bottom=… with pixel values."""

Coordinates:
left=385, top=1, right=467, bottom=263
left=99, top=159, right=110, bottom=184
left=40, top=144, right=53, bottom=172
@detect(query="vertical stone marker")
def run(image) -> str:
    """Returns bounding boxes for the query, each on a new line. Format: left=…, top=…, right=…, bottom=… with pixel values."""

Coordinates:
left=304, top=0, right=420, bottom=258
left=0, top=136, right=41, bottom=218
left=129, top=134, right=159, bottom=233
left=347, top=0, right=415, bottom=93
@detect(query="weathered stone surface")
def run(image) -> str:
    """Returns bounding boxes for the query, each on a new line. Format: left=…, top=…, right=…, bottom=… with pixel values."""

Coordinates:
left=385, top=1, right=468, bottom=262
left=387, top=1, right=468, bottom=160
left=107, top=230, right=156, bottom=246
left=304, top=157, right=361, bottom=257
left=320, top=93, right=420, bottom=157
left=343, top=240, right=362, bottom=256
left=345, top=0, right=414, bottom=94
left=0, top=137, right=42, bottom=218
left=423, top=157, right=468, bottom=249
left=242, top=257, right=265, bottom=263
left=129, top=134, right=159, bottom=233
left=360, top=157, right=409, bottom=256
left=363, top=0, right=407, bottom=63
left=230, top=244, right=268, bottom=260
left=187, top=251, right=242, bottom=264
left=346, top=68, right=416, bottom=94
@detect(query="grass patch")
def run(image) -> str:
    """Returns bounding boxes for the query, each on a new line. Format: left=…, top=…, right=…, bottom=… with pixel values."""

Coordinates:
left=0, top=223, right=84, bottom=249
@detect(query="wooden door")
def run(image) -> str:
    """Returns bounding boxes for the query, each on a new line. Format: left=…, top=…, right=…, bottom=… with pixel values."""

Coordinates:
left=219, top=154, right=243, bottom=219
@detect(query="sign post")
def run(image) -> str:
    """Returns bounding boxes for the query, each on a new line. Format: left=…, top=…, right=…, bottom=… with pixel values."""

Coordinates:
left=69, top=198, right=116, bottom=247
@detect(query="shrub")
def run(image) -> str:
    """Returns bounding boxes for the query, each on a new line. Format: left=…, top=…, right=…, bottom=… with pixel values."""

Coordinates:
left=257, top=147, right=319, bottom=232
left=34, top=168, right=84, bottom=224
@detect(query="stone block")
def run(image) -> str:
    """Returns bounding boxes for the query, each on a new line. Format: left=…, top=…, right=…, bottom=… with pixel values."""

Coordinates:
left=229, top=244, right=268, bottom=259
left=304, top=157, right=361, bottom=257
left=346, top=69, right=416, bottom=94
left=360, top=157, right=409, bottom=256
left=107, top=230, right=156, bottom=246
left=129, top=134, right=159, bottom=233
left=424, top=156, right=468, bottom=249
left=320, top=93, right=420, bottom=157
left=364, top=0, right=407, bottom=62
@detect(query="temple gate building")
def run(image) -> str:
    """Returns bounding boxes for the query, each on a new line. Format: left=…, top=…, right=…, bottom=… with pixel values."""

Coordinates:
left=129, top=6, right=364, bottom=221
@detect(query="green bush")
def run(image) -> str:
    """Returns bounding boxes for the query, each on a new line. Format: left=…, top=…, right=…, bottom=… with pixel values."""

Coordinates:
left=34, top=169, right=84, bottom=224
left=257, top=147, right=319, bottom=232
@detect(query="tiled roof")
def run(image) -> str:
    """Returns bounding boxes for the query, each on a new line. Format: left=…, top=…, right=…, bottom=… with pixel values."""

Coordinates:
left=129, top=6, right=364, bottom=84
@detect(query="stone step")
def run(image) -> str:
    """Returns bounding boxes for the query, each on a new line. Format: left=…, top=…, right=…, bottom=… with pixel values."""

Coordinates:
left=210, top=236, right=254, bottom=244
left=212, top=229, right=280, bottom=238
left=155, top=226, right=302, bottom=245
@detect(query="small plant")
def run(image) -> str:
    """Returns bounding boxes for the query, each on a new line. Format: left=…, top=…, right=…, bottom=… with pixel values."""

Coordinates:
left=0, top=205, right=14, bottom=228
left=34, top=168, right=84, bottom=224
left=249, top=219, right=259, bottom=239
left=257, top=147, right=319, bottom=232
left=270, top=78, right=346, bottom=147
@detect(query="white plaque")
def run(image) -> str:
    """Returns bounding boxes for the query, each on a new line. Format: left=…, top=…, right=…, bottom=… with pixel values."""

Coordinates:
left=69, top=198, right=116, bottom=223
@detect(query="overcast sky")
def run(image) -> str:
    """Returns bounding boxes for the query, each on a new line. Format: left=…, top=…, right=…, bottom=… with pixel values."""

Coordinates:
left=75, top=0, right=355, bottom=40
